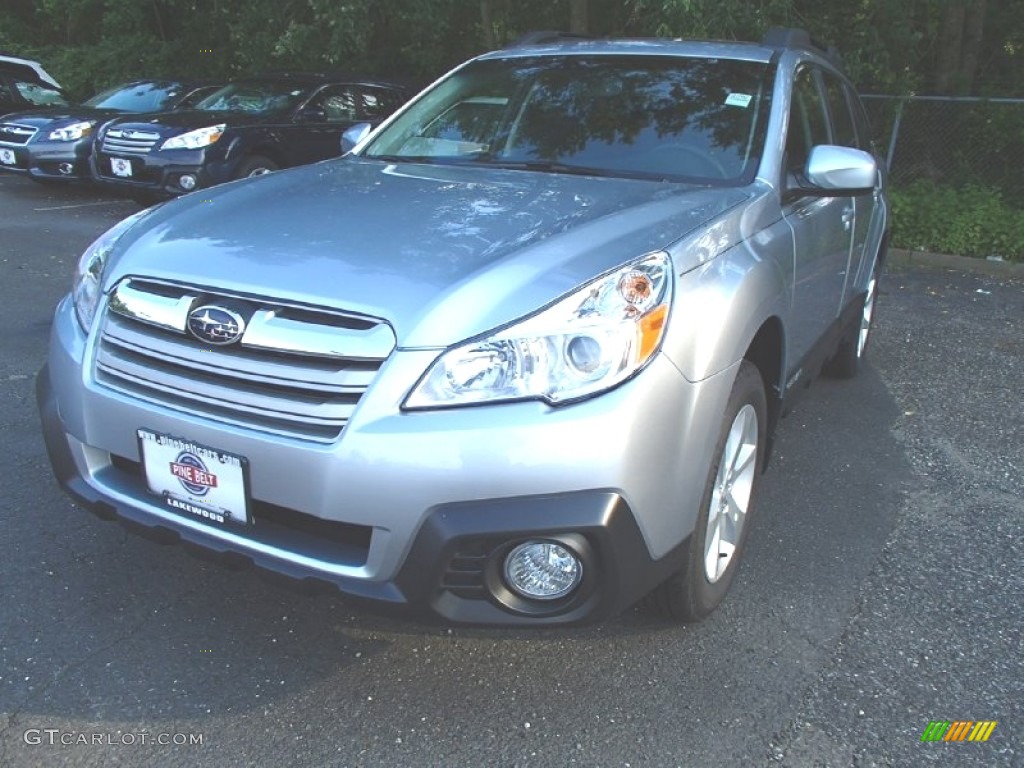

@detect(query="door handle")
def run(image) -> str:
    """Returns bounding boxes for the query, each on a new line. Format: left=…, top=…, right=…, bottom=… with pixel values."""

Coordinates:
left=841, top=207, right=854, bottom=230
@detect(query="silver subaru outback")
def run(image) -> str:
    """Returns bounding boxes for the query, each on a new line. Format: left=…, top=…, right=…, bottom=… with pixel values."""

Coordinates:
left=38, top=28, right=888, bottom=626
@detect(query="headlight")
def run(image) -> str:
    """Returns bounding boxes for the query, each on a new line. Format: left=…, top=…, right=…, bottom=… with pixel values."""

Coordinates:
left=72, top=210, right=149, bottom=331
left=161, top=124, right=225, bottom=150
left=48, top=120, right=95, bottom=141
left=404, top=252, right=672, bottom=409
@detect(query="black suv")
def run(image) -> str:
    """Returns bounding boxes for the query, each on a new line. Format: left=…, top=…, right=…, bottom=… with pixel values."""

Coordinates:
left=0, top=79, right=218, bottom=182
left=92, top=74, right=410, bottom=199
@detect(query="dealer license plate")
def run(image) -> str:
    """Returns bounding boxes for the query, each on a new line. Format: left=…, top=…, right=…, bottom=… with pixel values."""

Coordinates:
left=137, top=429, right=250, bottom=526
left=111, top=157, right=132, bottom=177
left=0, top=149, right=15, bottom=165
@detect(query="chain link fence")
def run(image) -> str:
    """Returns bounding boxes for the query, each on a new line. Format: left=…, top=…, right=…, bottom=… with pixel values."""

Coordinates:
left=863, top=95, right=1024, bottom=202
left=861, top=95, right=1024, bottom=259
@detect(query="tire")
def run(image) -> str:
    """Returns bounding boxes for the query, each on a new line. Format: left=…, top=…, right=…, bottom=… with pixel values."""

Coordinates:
left=825, top=258, right=881, bottom=379
left=233, top=155, right=278, bottom=180
left=650, top=360, right=767, bottom=622
left=129, top=190, right=167, bottom=207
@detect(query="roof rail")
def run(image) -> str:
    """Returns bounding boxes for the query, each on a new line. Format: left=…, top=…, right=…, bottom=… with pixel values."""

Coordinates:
left=253, top=70, right=334, bottom=79
left=762, top=26, right=843, bottom=69
left=506, top=30, right=594, bottom=48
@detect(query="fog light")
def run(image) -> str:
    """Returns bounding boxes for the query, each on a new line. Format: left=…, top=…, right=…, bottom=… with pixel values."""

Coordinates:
left=503, top=540, right=582, bottom=600
left=179, top=174, right=197, bottom=191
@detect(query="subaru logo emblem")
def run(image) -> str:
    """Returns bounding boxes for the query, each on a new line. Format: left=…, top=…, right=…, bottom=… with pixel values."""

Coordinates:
left=187, top=305, right=246, bottom=345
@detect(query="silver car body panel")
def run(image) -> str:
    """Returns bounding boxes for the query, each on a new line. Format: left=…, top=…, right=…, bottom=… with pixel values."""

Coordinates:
left=103, top=160, right=753, bottom=351
left=48, top=295, right=733, bottom=570
left=40, top=37, right=889, bottom=624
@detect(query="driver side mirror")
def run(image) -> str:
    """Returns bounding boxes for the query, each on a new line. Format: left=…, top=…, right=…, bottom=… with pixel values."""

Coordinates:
left=787, top=145, right=878, bottom=199
left=340, top=122, right=372, bottom=154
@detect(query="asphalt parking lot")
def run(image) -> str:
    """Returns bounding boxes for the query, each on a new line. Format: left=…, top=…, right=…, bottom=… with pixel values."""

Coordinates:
left=0, top=173, right=1021, bottom=768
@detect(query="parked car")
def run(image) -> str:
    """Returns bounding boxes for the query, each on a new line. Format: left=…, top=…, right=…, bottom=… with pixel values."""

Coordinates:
left=0, top=53, right=68, bottom=114
left=0, top=79, right=219, bottom=182
left=39, top=28, right=888, bottom=626
left=91, top=74, right=410, bottom=200
left=0, top=52, right=62, bottom=87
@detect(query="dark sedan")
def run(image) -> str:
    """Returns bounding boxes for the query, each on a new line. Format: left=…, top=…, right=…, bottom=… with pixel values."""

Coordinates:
left=0, top=79, right=219, bottom=182
left=91, top=74, right=409, bottom=199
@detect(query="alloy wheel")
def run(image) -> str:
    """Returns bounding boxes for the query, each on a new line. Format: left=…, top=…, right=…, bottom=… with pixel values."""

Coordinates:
left=857, top=274, right=877, bottom=358
left=704, top=403, right=758, bottom=583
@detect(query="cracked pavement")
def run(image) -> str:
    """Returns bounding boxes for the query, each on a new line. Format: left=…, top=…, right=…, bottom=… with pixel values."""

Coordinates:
left=1, top=175, right=1021, bottom=767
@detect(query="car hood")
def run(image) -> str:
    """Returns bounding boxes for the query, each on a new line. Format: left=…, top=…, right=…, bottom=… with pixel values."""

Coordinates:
left=0, top=106, right=129, bottom=127
left=106, top=109, right=290, bottom=135
left=107, top=158, right=750, bottom=347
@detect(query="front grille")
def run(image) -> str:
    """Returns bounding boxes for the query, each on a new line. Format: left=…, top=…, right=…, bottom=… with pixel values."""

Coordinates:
left=101, top=128, right=161, bottom=154
left=108, top=454, right=373, bottom=566
left=95, top=279, right=395, bottom=442
left=0, top=122, right=37, bottom=146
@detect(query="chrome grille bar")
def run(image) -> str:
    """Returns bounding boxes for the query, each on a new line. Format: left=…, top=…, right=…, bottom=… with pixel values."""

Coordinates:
left=101, top=128, right=161, bottom=154
left=0, top=123, right=38, bottom=146
left=97, top=279, right=394, bottom=441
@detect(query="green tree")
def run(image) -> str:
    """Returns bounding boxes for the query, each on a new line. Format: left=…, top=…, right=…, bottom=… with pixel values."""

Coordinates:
left=1, top=1, right=1021, bottom=99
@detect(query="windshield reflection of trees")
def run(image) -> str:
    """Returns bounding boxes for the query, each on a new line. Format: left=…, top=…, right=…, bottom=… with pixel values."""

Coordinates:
left=197, top=83, right=301, bottom=114
left=409, top=57, right=771, bottom=182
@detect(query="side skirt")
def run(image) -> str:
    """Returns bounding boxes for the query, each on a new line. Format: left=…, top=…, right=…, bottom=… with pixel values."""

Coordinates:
left=779, top=291, right=867, bottom=417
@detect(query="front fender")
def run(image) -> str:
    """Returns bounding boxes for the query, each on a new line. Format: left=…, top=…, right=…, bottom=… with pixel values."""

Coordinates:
left=663, top=233, right=790, bottom=385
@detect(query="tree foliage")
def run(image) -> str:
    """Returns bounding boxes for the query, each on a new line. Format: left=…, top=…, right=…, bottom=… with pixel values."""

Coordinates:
left=1, top=0, right=1020, bottom=99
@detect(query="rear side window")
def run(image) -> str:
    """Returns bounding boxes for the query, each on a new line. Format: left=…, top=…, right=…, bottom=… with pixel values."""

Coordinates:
left=360, top=88, right=406, bottom=120
left=313, top=85, right=360, bottom=122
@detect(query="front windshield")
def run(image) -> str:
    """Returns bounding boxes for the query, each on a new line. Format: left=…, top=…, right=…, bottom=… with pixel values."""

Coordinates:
left=85, top=81, right=188, bottom=112
left=193, top=82, right=308, bottom=115
left=175, top=85, right=221, bottom=109
left=363, top=55, right=772, bottom=184
left=14, top=80, right=69, bottom=106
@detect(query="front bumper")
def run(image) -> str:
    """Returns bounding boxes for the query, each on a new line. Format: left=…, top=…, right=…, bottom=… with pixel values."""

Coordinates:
left=38, top=377, right=682, bottom=625
left=0, top=145, right=29, bottom=175
left=25, top=138, right=94, bottom=181
left=93, top=147, right=234, bottom=196
left=38, top=294, right=732, bottom=625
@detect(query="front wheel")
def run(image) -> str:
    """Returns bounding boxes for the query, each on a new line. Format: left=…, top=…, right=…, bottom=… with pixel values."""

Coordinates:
left=650, top=360, right=767, bottom=622
left=129, top=190, right=168, bottom=207
left=233, top=155, right=278, bottom=180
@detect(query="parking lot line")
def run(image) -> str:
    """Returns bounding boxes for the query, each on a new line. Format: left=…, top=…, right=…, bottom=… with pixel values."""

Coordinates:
left=33, top=200, right=127, bottom=211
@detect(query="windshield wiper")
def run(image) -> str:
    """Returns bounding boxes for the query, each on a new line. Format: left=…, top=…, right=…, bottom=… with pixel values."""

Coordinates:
left=363, top=154, right=680, bottom=182
left=472, top=158, right=673, bottom=182
left=478, top=159, right=614, bottom=176
left=364, top=154, right=471, bottom=165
